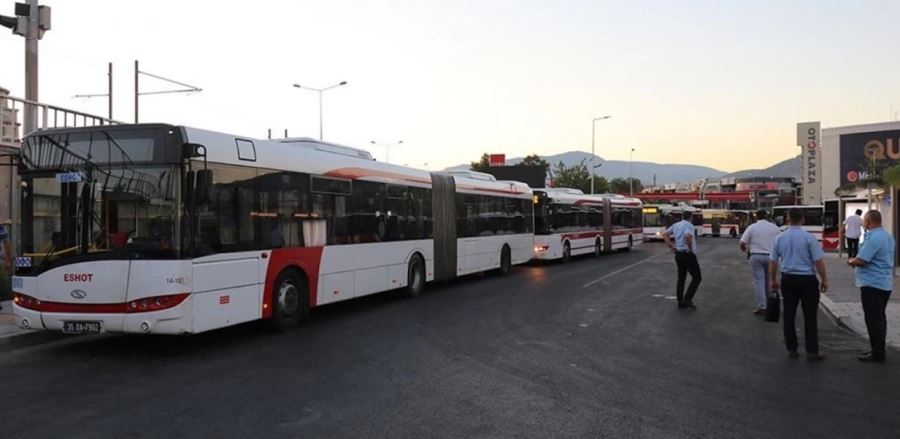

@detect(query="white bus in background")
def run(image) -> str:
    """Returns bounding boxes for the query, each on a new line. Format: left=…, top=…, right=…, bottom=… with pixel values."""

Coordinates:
left=13, top=124, right=534, bottom=334
left=772, top=205, right=824, bottom=243
left=532, top=189, right=643, bottom=262
left=642, top=204, right=702, bottom=241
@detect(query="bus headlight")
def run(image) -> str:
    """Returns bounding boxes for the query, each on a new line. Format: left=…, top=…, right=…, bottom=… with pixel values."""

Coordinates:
left=534, top=245, right=549, bottom=252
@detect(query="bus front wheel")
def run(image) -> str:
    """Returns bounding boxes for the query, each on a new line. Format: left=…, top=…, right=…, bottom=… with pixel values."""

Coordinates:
left=270, top=269, right=309, bottom=331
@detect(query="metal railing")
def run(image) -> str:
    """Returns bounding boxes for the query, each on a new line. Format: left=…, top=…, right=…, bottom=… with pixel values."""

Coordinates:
left=0, top=94, right=122, bottom=147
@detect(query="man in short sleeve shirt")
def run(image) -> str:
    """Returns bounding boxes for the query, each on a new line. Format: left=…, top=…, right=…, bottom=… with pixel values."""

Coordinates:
left=770, top=209, right=829, bottom=361
left=663, top=210, right=702, bottom=309
left=848, top=210, right=895, bottom=363
left=844, top=209, right=864, bottom=258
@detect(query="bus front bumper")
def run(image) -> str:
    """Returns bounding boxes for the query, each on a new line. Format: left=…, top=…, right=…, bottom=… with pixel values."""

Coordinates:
left=14, top=298, right=194, bottom=335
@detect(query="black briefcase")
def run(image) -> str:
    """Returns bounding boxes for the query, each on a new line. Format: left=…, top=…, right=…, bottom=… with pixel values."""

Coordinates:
left=765, top=293, right=780, bottom=322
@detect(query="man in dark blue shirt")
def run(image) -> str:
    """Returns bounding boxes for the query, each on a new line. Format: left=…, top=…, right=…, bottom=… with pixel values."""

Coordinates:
left=770, top=209, right=829, bottom=361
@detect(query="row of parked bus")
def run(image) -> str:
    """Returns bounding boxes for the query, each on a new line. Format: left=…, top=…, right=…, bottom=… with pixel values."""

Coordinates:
left=12, top=124, right=644, bottom=335
left=640, top=203, right=830, bottom=246
left=642, top=205, right=753, bottom=240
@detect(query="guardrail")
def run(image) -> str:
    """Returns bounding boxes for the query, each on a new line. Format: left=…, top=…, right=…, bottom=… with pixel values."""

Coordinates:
left=0, top=94, right=122, bottom=147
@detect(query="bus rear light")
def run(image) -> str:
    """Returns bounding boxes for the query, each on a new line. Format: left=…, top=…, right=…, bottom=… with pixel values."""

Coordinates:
left=13, top=292, right=41, bottom=311
left=126, top=293, right=189, bottom=313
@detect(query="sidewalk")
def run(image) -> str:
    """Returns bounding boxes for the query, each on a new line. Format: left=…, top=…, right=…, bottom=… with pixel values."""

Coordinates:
left=819, top=254, right=900, bottom=350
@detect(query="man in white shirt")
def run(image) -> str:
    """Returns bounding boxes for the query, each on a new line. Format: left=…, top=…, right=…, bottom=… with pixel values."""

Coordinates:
left=844, top=209, right=864, bottom=258
left=740, top=210, right=781, bottom=315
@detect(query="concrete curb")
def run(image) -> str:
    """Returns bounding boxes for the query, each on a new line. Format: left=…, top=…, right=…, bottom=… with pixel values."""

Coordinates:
left=819, top=294, right=870, bottom=337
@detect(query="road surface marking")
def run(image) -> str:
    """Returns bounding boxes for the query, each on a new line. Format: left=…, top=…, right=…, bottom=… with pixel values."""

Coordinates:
left=582, top=253, right=664, bottom=288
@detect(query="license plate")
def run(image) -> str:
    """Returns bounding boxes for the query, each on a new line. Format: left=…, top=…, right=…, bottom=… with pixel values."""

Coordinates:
left=62, top=321, right=103, bottom=334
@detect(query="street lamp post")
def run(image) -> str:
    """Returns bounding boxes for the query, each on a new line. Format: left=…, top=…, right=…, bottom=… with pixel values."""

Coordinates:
left=591, top=115, right=611, bottom=194
left=629, top=147, right=636, bottom=196
left=293, top=81, right=348, bottom=141
left=370, top=140, right=403, bottom=164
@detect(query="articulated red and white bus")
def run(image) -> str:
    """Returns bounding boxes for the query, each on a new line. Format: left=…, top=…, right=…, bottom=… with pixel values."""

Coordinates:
left=532, top=189, right=643, bottom=261
left=13, top=124, right=534, bottom=334
left=772, top=205, right=824, bottom=243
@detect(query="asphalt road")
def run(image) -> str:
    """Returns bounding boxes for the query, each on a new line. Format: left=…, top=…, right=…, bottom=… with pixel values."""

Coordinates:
left=2, top=239, right=899, bottom=438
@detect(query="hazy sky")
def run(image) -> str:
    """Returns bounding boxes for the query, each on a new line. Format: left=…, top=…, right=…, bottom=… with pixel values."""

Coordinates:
left=2, top=0, right=899, bottom=172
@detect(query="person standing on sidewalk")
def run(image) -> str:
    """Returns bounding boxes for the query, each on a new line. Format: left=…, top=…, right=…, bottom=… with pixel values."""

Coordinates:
left=740, top=209, right=781, bottom=315
left=844, top=209, right=864, bottom=258
left=663, top=209, right=701, bottom=310
left=848, top=210, right=895, bottom=363
left=0, top=223, right=9, bottom=311
left=770, top=208, right=829, bottom=361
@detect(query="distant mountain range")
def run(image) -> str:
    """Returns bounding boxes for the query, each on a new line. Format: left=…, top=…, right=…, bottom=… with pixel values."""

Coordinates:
left=722, top=155, right=800, bottom=180
left=446, top=152, right=799, bottom=185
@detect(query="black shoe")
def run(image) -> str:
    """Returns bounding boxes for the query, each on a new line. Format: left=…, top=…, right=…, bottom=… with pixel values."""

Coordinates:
left=684, top=302, right=697, bottom=310
left=788, top=351, right=799, bottom=359
left=807, top=353, right=826, bottom=362
left=858, top=352, right=886, bottom=363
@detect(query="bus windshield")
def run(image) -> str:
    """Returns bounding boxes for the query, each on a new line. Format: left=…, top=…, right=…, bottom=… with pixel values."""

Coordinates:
left=643, top=207, right=663, bottom=227
left=17, top=128, right=182, bottom=274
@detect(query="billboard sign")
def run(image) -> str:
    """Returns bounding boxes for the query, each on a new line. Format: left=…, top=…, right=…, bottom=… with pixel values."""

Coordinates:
left=797, top=122, right=821, bottom=205
left=839, top=129, right=900, bottom=186
left=489, top=154, right=506, bottom=167
left=735, top=182, right=779, bottom=191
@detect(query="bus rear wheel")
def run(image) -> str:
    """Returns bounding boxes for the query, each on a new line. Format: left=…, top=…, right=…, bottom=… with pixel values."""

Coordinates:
left=270, top=269, right=309, bottom=331
left=498, top=245, right=512, bottom=275
left=403, top=253, right=426, bottom=297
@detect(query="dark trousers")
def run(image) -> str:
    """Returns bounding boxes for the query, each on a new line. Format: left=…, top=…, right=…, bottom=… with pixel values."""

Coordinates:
left=675, top=252, right=702, bottom=304
left=860, top=286, right=892, bottom=358
left=846, top=238, right=860, bottom=258
left=781, top=274, right=820, bottom=353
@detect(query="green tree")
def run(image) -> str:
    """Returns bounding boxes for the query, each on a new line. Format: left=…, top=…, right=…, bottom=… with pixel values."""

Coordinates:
left=882, top=163, right=900, bottom=188
left=609, top=177, right=643, bottom=194
left=551, top=160, right=590, bottom=193
left=592, top=176, right=609, bottom=193
left=520, top=154, right=549, bottom=168
left=470, top=153, right=491, bottom=172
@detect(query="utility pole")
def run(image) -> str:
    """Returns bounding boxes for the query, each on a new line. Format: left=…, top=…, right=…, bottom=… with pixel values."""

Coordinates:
left=370, top=140, right=403, bottom=164
left=1, top=1, right=51, bottom=135
left=134, top=59, right=202, bottom=123
left=73, top=62, right=114, bottom=119
left=293, top=81, right=348, bottom=141
left=590, top=115, right=611, bottom=194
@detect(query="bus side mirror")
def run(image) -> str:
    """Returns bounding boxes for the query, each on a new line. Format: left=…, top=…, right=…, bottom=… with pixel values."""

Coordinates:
left=195, top=169, right=213, bottom=205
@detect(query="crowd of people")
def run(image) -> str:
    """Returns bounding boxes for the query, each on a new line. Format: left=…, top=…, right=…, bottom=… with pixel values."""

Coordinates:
left=663, top=208, right=894, bottom=363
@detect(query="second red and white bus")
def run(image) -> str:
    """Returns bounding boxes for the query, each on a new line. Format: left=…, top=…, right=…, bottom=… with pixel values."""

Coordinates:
left=532, top=189, right=643, bottom=261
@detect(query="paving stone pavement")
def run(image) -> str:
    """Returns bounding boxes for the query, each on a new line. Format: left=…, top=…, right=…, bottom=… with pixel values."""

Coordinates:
left=820, top=253, right=900, bottom=350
